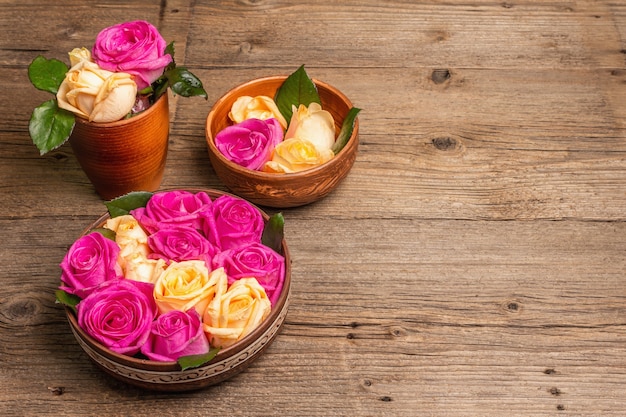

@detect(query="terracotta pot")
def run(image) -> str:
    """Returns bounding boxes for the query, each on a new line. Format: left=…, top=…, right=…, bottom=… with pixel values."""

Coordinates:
left=69, top=94, right=170, bottom=200
left=206, top=76, right=359, bottom=208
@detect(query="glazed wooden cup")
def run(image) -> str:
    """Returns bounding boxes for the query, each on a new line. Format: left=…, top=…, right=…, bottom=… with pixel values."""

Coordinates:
left=206, top=76, right=359, bottom=208
left=63, top=189, right=291, bottom=391
left=69, top=94, right=170, bottom=200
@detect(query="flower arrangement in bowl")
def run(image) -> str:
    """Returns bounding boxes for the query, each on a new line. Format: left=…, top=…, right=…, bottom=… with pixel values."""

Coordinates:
left=28, top=20, right=207, bottom=199
left=56, top=189, right=290, bottom=391
left=206, top=66, right=360, bottom=208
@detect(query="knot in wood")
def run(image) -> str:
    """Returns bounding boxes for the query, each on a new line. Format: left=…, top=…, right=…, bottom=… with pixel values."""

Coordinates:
left=389, top=325, right=407, bottom=338
left=51, top=152, right=69, bottom=161
left=239, top=0, right=264, bottom=6
left=431, top=69, right=451, bottom=84
left=48, top=386, right=65, bottom=396
left=4, top=298, right=39, bottom=323
left=502, top=298, right=522, bottom=314
left=239, top=41, right=252, bottom=54
left=432, top=136, right=458, bottom=151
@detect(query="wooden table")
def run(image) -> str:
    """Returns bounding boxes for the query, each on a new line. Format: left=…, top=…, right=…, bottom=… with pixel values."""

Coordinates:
left=2, top=1, right=625, bottom=415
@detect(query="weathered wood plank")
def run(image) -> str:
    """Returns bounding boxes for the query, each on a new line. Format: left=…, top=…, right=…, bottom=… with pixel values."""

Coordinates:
left=1, top=219, right=625, bottom=416
left=175, top=64, right=626, bottom=221
left=185, top=1, right=624, bottom=70
left=1, top=0, right=625, bottom=415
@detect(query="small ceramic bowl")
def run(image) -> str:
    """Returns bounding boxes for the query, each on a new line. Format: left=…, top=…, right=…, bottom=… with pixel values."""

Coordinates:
left=205, top=76, right=359, bottom=208
left=63, top=189, right=291, bottom=391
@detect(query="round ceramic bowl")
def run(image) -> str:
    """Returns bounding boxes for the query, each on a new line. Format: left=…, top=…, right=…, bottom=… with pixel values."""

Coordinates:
left=205, top=76, right=359, bottom=208
left=63, top=189, right=291, bottom=391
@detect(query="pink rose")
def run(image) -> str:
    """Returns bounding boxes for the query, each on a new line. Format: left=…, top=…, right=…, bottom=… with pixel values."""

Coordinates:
left=131, top=190, right=213, bottom=234
left=214, top=118, right=284, bottom=170
left=60, top=232, right=122, bottom=298
left=148, top=226, right=217, bottom=263
left=140, top=309, right=210, bottom=361
left=205, top=195, right=264, bottom=250
left=92, top=20, right=173, bottom=90
left=77, top=279, right=157, bottom=355
left=213, top=242, right=285, bottom=306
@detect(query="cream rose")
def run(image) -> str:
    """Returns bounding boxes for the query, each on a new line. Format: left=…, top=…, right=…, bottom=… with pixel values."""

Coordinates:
left=105, top=215, right=166, bottom=283
left=203, top=274, right=271, bottom=348
left=263, top=137, right=334, bottom=173
left=105, top=215, right=150, bottom=259
left=124, top=255, right=167, bottom=284
left=229, top=95, right=288, bottom=130
left=153, top=261, right=222, bottom=315
left=56, top=60, right=137, bottom=123
left=68, top=47, right=92, bottom=66
left=284, top=103, right=335, bottom=153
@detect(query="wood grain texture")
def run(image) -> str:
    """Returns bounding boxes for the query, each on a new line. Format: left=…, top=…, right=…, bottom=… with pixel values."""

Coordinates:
left=1, top=0, right=625, bottom=415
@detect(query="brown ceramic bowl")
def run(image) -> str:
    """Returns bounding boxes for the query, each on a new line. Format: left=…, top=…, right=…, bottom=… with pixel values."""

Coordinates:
left=205, top=76, right=359, bottom=208
left=63, top=189, right=291, bottom=391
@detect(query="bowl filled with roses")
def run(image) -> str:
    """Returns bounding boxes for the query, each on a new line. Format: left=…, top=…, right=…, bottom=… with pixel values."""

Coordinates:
left=205, top=66, right=360, bottom=208
left=56, top=189, right=290, bottom=391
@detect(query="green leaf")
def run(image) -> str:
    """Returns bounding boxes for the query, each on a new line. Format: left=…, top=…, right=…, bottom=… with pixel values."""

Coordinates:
left=55, top=290, right=81, bottom=315
left=274, top=65, right=321, bottom=123
left=104, top=191, right=154, bottom=218
left=261, top=213, right=285, bottom=254
left=28, top=56, right=68, bottom=94
left=148, top=76, right=167, bottom=99
left=177, top=347, right=221, bottom=371
left=141, top=46, right=206, bottom=102
left=164, top=41, right=176, bottom=70
left=167, top=67, right=208, bottom=99
left=91, top=227, right=116, bottom=241
left=137, top=84, right=154, bottom=96
left=331, top=107, right=361, bottom=154
left=29, top=100, right=75, bottom=155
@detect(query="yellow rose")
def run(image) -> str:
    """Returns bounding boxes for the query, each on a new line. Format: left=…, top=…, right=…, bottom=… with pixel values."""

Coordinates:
left=68, top=47, right=92, bottom=66
left=203, top=275, right=271, bottom=348
left=284, top=103, right=336, bottom=153
left=56, top=60, right=137, bottom=123
left=229, top=95, right=288, bottom=130
left=154, top=261, right=221, bottom=315
left=105, top=215, right=166, bottom=283
left=263, top=137, right=334, bottom=173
